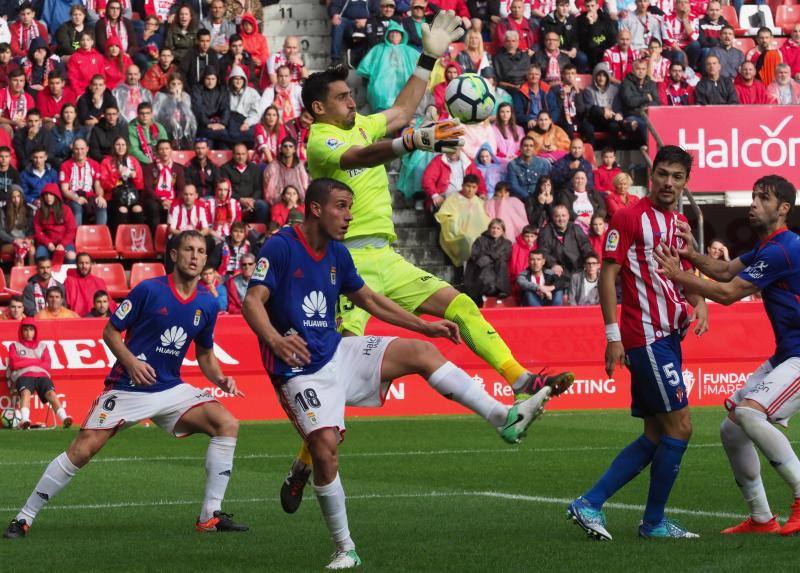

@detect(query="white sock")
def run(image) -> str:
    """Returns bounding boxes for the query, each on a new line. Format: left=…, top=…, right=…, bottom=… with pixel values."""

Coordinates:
left=20, top=407, right=30, bottom=423
left=720, top=417, right=772, bottom=522
left=737, top=407, right=800, bottom=499
left=427, top=361, right=508, bottom=427
left=200, top=436, right=237, bottom=522
left=314, top=473, right=355, bottom=551
left=17, top=452, right=79, bottom=525
left=56, top=408, right=67, bottom=422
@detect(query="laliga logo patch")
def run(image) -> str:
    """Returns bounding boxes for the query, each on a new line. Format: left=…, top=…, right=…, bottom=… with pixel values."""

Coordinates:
left=330, top=265, right=336, bottom=285
left=194, top=309, right=201, bottom=326
left=605, top=229, right=620, bottom=252
left=326, top=138, right=343, bottom=150
left=115, top=300, right=132, bottom=319
left=252, top=257, right=269, bottom=281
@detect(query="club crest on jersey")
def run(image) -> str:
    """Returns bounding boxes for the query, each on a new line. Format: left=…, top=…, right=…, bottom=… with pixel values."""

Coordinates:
left=115, top=299, right=132, bottom=319
left=605, top=230, right=620, bottom=252
left=253, top=257, right=269, bottom=281
left=330, top=266, right=336, bottom=285
left=194, top=309, right=201, bottom=326
left=326, top=137, right=343, bottom=150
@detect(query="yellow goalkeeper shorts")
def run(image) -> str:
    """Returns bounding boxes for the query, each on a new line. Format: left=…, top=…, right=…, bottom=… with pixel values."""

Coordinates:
left=338, top=244, right=450, bottom=336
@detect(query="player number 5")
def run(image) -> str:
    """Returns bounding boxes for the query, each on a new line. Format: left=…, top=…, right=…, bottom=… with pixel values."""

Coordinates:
left=662, top=363, right=680, bottom=387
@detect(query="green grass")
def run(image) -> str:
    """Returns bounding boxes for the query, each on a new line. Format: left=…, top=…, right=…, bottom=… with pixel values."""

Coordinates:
left=1, top=407, right=799, bottom=572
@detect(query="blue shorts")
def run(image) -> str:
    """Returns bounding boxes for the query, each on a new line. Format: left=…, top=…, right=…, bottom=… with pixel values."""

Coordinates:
left=625, top=333, right=688, bottom=418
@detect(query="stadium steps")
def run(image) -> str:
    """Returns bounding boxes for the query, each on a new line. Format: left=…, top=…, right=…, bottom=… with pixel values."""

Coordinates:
left=263, top=0, right=331, bottom=72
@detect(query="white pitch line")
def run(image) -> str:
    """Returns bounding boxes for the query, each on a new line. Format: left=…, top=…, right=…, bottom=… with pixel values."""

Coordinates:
left=0, top=490, right=745, bottom=521
left=0, top=441, right=746, bottom=468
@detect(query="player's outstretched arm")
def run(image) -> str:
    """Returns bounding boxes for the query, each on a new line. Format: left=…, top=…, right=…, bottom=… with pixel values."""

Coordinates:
left=600, top=260, right=624, bottom=378
left=655, top=244, right=759, bottom=305
left=241, top=284, right=311, bottom=369
left=196, top=344, right=244, bottom=397
left=346, top=285, right=460, bottom=344
left=675, top=220, right=745, bottom=281
left=103, top=321, right=156, bottom=386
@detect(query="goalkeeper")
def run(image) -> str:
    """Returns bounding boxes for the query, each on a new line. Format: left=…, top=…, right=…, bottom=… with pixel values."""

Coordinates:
left=281, top=9, right=575, bottom=513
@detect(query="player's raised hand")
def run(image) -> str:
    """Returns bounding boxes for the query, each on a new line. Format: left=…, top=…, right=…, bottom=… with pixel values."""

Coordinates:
left=216, top=376, right=245, bottom=397
left=653, top=243, right=683, bottom=280
left=420, top=319, right=461, bottom=344
left=605, top=341, right=625, bottom=378
left=270, top=334, right=311, bottom=368
left=126, top=357, right=157, bottom=386
left=675, top=220, right=697, bottom=258
left=420, top=9, right=464, bottom=58
left=400, top=118, right=465, bottom=154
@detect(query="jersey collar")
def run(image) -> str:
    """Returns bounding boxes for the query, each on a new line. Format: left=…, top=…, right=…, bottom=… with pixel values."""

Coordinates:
left=759, top=226, right=789, bottom=248
left=293, top=225, right=327, bottom=262
left=168, top=274, right=199, bottom=304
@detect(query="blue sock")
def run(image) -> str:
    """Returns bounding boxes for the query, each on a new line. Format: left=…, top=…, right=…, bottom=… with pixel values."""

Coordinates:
left=583, top=435, right=658, bottom=509
left=643, top=435, right=689, bottom=526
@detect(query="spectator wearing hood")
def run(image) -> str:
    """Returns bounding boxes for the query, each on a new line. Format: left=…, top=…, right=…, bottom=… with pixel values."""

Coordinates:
left=76, top=74, right=117, bottom=127
left=485, top=181, right=527, bottom=242
left=179, top=28, right=220, bottom=88
left=95, top=0, right=138, bottom=56
left=8, top=317, right=73, bottom=429
left=64, top=252, right=118, bottom=316
left=436, top=174, right=492, bottom=268
left=191, top=67, right=233, bottom=148
left=581, top=63, right=623, bottom=147
left=9, top=3, right=49, bottom=60
left=357, top=22, right=418, bottom=113
left=527, top=110, right=569, bottom=164
left=55, top=4, right=94, bottom=58
left=422, top=148, right=486, bottom=211
left=102, top=36, right=134, bottom=90
left=33, top=183, right=77, bottom=263
left=508, top=224, right=538, bottom=296
left=463, top=218, right=513, bottom=304
left=238, top=13, right=268, bottom=68
left=226, top=64, right=260, bottom=145
left=463, top=117, right=497, bottom=161
left=474, top=144, right=505, bottom=198
left=432, top=62, right=461, bottom=119
left=19, top=147, right=57, bottom=206
left=153, top=72, right=197, bottom=149
left=66, top=31, right=105, bottom=95
left=21, top=37, right=62, bottom=95
left=734, top=60, right=769, bottom=104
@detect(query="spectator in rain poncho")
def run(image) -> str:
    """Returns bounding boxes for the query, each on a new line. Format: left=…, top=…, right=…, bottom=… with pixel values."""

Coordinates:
left=474, top=143, right=505, bottom=199
left=153, top=72, right=197, bottom=149
left=396, top=104, right=438, bottom=201
left=484, top=180, right=528, bottom=242
left=357, top=22, right=419, bottom=113
left=435, top=173, right=491, bottom=268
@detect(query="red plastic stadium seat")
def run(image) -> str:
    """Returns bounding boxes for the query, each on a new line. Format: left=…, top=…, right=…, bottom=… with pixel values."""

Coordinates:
left=92, top=263, right=130, bottom=299
left=483, top=296, right=518, bottom=308
left=129, top=262, right=166, bottom=288
left=770, top=37, right=787, bottom=50
left=76, top=225, right=118, bottom=259
left=115, top=224, right=156, bottom=259
left=0, top=271, right=10, bottom=303
left=171, top=150, right=195, bottom=166
left=447, top=42, right=466, bottom=59
left=732, top=37, right=755, bottom=53
left=574, top=74, right=593, bottom=91
left=154, top=224, right=169, bottom=255
left=721, top=5, right=742, bottom=34
left=583, top=142, right=597, bottom=167
left=209, top=150, right=233, bottom=166
left=9, top=265, right=35, bottom=293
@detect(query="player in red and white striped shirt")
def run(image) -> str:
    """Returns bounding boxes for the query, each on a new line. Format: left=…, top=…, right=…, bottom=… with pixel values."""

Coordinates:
left=568, top=145, right=709, bottom=540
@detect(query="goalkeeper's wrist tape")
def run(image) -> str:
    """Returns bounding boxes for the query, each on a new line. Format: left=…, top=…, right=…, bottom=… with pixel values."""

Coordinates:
left=605, top=323, right=621, bottom=343
left=391, top=136, right=410, bottom=157
left=413, top=53, right=437, bottom=82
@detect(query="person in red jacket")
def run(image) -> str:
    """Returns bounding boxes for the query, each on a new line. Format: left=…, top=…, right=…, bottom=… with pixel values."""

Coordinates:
left=66, top=32, right=106, bottom=95
left=102, top=36, right=134, bottom=90
left=781, top=24, right=800, bottom=81
left=593, top=148, right=621, bottom=195
left=238, top=13, right=269, bottom=68
left=604, top=171, right=639, bottom=218
left=421, top=148, right=486, bottom=211
left=7, top=317, right=72, bottom=429
left=658, top=61, right=696, bottom=106
left=35, top=71, right=76, bottom=127
left=33, top=183, right=77, bottom=263
left=734, top=60, right=769, bottom=104
left=9, top=3, right=49, bottom=60
left=64, top=252, right=118, bottom=316
left=508, top=224, right=538, bottom=300
left=0, top=69, right=34, bottom=136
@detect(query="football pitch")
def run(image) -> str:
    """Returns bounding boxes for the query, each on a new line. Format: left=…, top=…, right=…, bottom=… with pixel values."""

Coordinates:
left=2, top=407, right=799, bottom=572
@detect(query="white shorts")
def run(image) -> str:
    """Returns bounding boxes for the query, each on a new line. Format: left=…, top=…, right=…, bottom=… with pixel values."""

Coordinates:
left=82, top=383, right=217, bottom=437
left=727, top=357, right=800, bottom=425
left=275, top=336, right=396, bottom=440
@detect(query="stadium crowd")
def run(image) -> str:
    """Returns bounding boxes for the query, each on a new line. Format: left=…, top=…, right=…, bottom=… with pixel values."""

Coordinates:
left=0, top=0, right=796, bottom=318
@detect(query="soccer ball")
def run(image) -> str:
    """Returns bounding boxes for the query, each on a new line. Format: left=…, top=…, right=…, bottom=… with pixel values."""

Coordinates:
left=1, top=408, right=19, bottom=429
left=445, top=73, right=496, bottom=124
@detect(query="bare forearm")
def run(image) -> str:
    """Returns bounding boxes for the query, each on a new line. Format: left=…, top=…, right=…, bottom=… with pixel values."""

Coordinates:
left=196, top=347, right=224, bottom=383
left=671, top=269, right=735, bottom=304
left=351, top=291, right=427, bottom=333
left=686, top=251, right=733, bottom=281
left=242, top=294, right=282, bottom=346
left=599, top=266, right=619, bottom=326
left=103, top=324, right=137, bottom=367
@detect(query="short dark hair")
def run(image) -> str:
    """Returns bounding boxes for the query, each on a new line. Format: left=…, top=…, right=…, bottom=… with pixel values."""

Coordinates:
left=305, top=177, right=353, bottom=209
left=26, top=108, right=40, bottom=118
left=76, top=252, right=93, bottom=262
left=9, top=68, right=24, bottom=79
left=653, top=145, right=693, bottom=178
left=137, top=102, right=152, bottom=112
left=495, top=181, right=511, bottom=194
left=48, top=70, right=64, bottom=82
left=585, top=252, right=600, bottom=262
left=94, top=289, right=109, bottom=301
left=31, top=145, right=47, bottom=155
left=562, top=63, right=577, bottom=75
left=721, top=24, right=734, bottom=34
left=670, top=61, right=685, bottom=70
left=9, top=294, right=23, bottom=304
left=754, top=175, right=796, bottom=216
left=157, top=139, right=172, bottom=149
left=521, top=224, right=538, bottom=236
left=757, top=26, right=772, bottom=37
left=18, top=1, right=34, bottom=11
left=530, top=249, right=545, bottom=257
left=46, top=286, right=62, bottom=297
left=601, top=147, right=615, bottom=155
left=175, top=229, right=205, bottom=249
left=229, top=33, right=243, bottom=44
left=648, top=37, right=662, bottom=47
left=37, top=256, right=52, bottom=266
left=231, top=221, right=246, bottom=232
left=197, top=28, right=211, bottom=39
left=0, top=145, right=10, bottom=154
left=463, top=174, right=480, bottom=186
left=104, top=103, right=119, bottom=112
left=0, top=43, right=10, bottom=53
left=302, top=66, right=349, bottom=118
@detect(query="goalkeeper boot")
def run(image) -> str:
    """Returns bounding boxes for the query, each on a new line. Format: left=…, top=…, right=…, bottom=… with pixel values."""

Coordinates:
left=326, top=549, right=362, bottom=570
left=514, top=370, right=574, bottom=401
left=780, top=499, right=800, bottom=536
left=639, top=518, right=699, bottom=539
left=567, top=497, right=612, bottom=541
left=722, top=517, right=780, bottom=534
left=280, top=459, right=312, bottom=514
left=3, top=518, right=29, bottom=539
left=498, top=387, right=551, bottom=444
left=195, top=510, right=249, bottom=532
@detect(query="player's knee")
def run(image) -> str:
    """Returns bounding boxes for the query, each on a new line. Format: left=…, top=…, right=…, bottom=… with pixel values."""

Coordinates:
left=213, top=415, right=239, bottom=438
left=410, top=339, right=444, bottom=374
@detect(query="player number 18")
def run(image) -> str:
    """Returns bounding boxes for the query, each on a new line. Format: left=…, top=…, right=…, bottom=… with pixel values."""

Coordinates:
left=295, top=389, right=322, bottom=411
